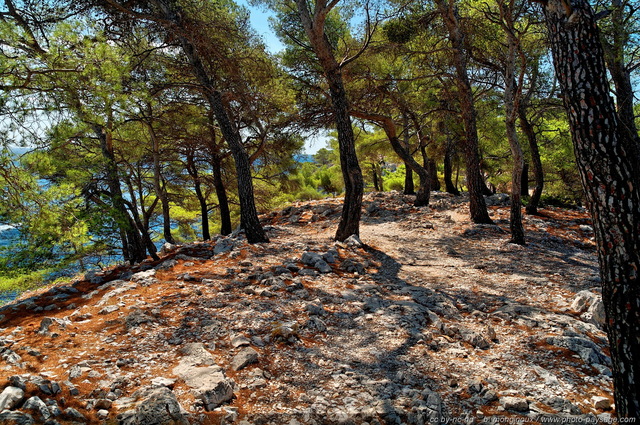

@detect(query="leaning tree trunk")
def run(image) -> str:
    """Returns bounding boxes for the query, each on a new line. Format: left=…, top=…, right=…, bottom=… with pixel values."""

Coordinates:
left=542, top=0, right=640, bottom=417
left=436, top=0, right=492, bottom=224
left=372, top=163, right=381, bottom=191
left=603, top=4, right=640, bottom=165
left=351, top=110, right=430, bottom=207
left=152, top=0, right=268, bottom=243
left=518, top=104, right=544, bottom=214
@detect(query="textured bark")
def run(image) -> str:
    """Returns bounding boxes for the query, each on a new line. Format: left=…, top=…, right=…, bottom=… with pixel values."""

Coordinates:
left=210, top=153, right=232, bottom=236
left=542, top=0, right=640, bottom=417
left=518, top=104, right=544, bottom=214
left=502, top=3, right=526, bottom=245
left=150, top=0, right=268, bottom=243
left=403, top=114, right=415, bottom=195
left=521, top=162, right=529, bottom=197
left=444, top=140, right=461, bottom=195
left=352, top=110, right=430, bottom=207
left=435, top=0, right=492, bottom=223
left=294, top=0, right=364, bottom=241
left=428, top=159, right=441, bottom=192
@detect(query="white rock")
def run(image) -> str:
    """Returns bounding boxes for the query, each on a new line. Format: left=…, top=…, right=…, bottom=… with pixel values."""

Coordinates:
left=0, top=386, right=24, bottom=411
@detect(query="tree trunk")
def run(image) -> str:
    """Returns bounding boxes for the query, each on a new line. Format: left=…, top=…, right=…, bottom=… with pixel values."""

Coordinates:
left=444, top=140, right=461, bottom=195
left=372, top=163, right=380, bottom=191
left=294, top=0, right=364, bottom=241
left=94, top=124, right=147, bottom=264
left=521, top=162, right=529, bottom=198
left=436, top=0, right=492, bottom=224
left=185, top=148, right=211, bottom=241
left=518, top=104, right=544, bottom=214
left=210, top=152, right=232, bottom=236
left=351, top=110, right=430, bottom=207
left=428, top=159, right=441, bottom=192
left=542, top=0, right=640, bottom=416
left=403, top=114, right=415, bottom=195
left=503, top=7, right=525, bottom=246
left=149, top=124, right=175, bottom=244
left=152, top=0, right=268, bottom=243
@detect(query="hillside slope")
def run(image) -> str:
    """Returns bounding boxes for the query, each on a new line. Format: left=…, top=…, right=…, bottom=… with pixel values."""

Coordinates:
left=0, top=192, right=613, bottom=425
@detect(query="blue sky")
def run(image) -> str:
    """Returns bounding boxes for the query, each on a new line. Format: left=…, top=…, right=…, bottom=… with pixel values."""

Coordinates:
left=238, top=0, right=285, bottom=53
left=238, top=0, right=329, bottom=154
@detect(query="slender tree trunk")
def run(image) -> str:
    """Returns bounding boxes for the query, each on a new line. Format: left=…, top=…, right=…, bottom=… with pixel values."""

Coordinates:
left=185, top=148, right=211, bottom=241
left=428, top=159, right=440, bottom=192
left=210, top=153, right=232, bottom=236
left=403, top=114, right=415, bottom=195
left=444, top=139, right=461, bottom=195
left=521, top=162, right=529, bottom=197
left=436, top=0, right=492, bottom=224
left=542, top=0, right=640, bottom=416
left=503, top=6, right=525, bottom=246
left=372, top=163, right=380, bottom=191
left=603, top=4, right=640, bottom=164
left=149, top=124, right=175, bottom=244
left=518, top=104, right=544, bottom=214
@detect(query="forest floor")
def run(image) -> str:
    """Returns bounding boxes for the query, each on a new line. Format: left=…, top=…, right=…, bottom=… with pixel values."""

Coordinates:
left=0, top=191, right=614, bottom=425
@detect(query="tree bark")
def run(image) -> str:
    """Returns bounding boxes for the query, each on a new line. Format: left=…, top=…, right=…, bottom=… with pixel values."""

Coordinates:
left=372, top=163, right=381, bottom=191
left=210, top=152, right=232, bottom=236
left=518, top=104, right=544, bottom=214
left=521, top=162, right=529, bottom=198
left=444, top=139, right=461, bottom=195
left=294, top=0, right=364, bottom=241
left=502, top=2, right=526, bottom=245
left=542, top=0, right=640, bottom=416
left=403, top=114, right=415, bottom=195
left=435, top=0, right=492, bottom=224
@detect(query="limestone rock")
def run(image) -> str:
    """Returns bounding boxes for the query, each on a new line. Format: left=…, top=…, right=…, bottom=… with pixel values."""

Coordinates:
left=592, top=396, right=611, bottom=410
left=231, top=347, right=259, bottom=371
left=0, top=411, right=35, bottom=425
left=501, top=396, right=529, bottom=412
left=133, top=387, right=188, bottom=425
left=0, top=385, right=24, bottom=411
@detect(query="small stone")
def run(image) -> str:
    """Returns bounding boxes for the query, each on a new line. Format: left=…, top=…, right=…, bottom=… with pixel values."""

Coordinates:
left=232, top=347, right=259, bottom=371
left=501, top=396, right=529, bottom=412
left=64, top=408, right=85, bottom=421
left=94, top=399, right=112, bottom=410
left=592, top=396, right=611, bottom=410
left=151, top=377, right=177, bottom=388
left=231, top=335, right=251, bottom=348
left=97, top=409, right=109, bottom=419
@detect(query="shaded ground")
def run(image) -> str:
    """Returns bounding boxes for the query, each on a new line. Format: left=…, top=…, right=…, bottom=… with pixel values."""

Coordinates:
left=0, top=191, right=612, bottom=425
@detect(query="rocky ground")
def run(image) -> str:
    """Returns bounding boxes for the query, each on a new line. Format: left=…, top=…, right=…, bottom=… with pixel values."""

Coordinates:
left=0, top=191, right=614, bottom=425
